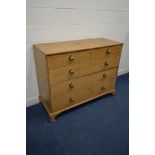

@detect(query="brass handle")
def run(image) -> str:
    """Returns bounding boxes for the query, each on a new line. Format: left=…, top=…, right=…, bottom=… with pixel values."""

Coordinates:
left=106, top=49, right=111, bottom=55
left=105, top=61, right=109, bottom=66
left=69, top=98, right=74, bottom=102
left=101, top=86, right=105, bottom=91
left=69, top=69, right=74, bottom=75
left=69, top=83, right=74, bottom=88
left=103, top=73, right=107, bottom=78
left=69, top=56, right=74, bottom=61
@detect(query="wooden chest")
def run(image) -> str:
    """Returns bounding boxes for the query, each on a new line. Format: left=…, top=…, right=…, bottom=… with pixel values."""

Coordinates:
left=34, top=38, right=123, bottom=122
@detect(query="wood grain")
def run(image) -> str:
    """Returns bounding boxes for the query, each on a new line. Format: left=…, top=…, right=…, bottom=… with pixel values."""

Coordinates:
left=91, top=45, right=122, bottom=63
left=47, top=50, right=90, bottom=70
left=49, top=63, right=90, bottom=84
left=34, top=38, right=123, bottom=55
left=33, top=46, right=52, bottom=112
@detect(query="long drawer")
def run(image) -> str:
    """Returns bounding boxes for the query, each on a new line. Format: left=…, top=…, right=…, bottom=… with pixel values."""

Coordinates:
left=49, top=56, right=120, bottom=84
left=50, top=68, right=117, bottom=112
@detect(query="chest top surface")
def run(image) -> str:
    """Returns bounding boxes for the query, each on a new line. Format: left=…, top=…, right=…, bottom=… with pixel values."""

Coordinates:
left=34, top=38, right=123, bottom=56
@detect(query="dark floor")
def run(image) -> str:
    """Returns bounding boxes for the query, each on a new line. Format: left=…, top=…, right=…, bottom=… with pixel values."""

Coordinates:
left=26, top=73, right=129, bottom=155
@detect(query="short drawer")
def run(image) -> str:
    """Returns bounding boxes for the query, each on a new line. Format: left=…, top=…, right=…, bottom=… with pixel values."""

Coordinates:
left=50, top=68, right=117, bottom=112
left=47, top=50, right=90, bottom=70
left=91, top=45, right=122, bottom=63
left=89, top=56, right=120, bottom=73
left=49, top=63, right=90, bottom=84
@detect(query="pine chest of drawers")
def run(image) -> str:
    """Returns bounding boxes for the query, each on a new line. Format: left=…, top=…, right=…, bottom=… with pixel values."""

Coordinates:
left=34, top=38, right=123, bottom=122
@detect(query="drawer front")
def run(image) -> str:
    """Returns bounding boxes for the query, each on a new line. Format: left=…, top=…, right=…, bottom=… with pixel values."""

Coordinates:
left=47, top=50, right=90, bottom=70
left=89, top=56, right=120, bottom=73
left=91, top=45, right=122, bottom=63
left=50, top=68, right=117, bottom=112
left=49, top=63, right=90, bottom=84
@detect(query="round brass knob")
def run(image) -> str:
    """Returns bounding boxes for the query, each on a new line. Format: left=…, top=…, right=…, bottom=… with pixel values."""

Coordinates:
left=69, top=56, right=74, bottom=61
left=69, top=98, right=74, bottom=102
left=105, top=61, right=109, bottom=66
left=106, top=49, right=111, bottom=55
left=69, top=69, right=74, bottom=75
left=69, top=83, right=74, bottom=88
left=103, top=74, right=107, bottom=78
left=101, top=86, right=105, bottom=91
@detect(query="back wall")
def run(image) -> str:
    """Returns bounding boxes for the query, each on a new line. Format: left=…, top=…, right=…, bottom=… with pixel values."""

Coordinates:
left=26, top=0, right=129, bottom=106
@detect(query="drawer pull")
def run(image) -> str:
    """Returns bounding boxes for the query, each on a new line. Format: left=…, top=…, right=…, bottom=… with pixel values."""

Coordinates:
left=69, top=83, right=74, bottom=88
left=69, top=69, right=74, bottom=75
left=69, top=56, right=74, bottom=61
left=101, top=86, right=105, bottom=91
left=105, top=61, right=109, bottom=66
left=106, top=49, right=111, bottom=55
left=103, top=74, right=107, bottom=78
left=69, top=98, right=74, bottom=102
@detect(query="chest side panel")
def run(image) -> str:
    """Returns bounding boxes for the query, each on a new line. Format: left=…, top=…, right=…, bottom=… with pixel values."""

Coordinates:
left=33, top=47, right=52, bottom=112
